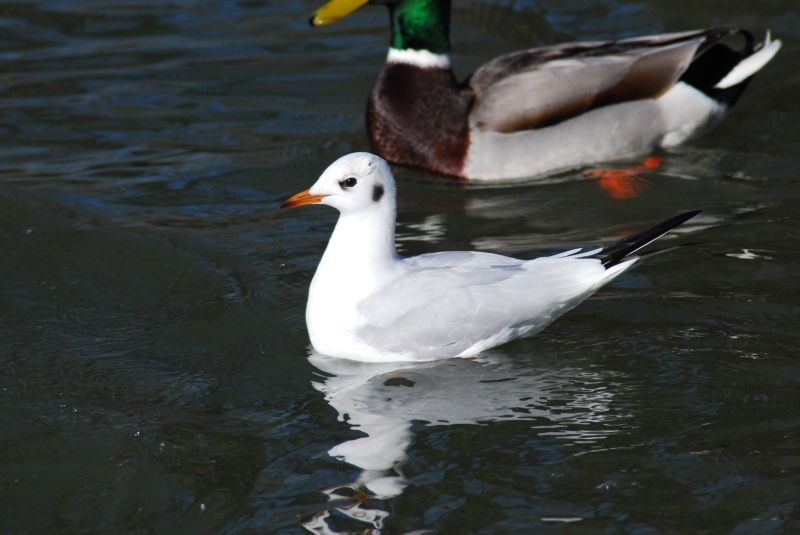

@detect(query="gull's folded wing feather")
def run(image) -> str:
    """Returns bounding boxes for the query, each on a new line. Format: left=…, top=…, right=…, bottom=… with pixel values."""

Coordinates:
left=355, top=253, right=613, bottom=359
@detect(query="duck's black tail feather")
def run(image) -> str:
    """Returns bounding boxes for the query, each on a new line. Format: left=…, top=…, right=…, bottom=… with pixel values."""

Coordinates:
left=680, top=29, right=778, bottom=106
left=591, top=211, right=701, bottom=268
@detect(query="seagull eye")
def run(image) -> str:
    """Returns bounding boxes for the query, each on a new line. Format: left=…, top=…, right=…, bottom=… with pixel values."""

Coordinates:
left=343, top=177, right=357, bottom=188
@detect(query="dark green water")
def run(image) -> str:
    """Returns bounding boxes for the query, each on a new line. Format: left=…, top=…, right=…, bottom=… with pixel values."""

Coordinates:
left=1, top=1, right=799, bottom=533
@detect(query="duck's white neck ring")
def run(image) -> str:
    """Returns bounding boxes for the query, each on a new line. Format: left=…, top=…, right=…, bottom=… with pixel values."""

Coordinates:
left=386, top=48, right=451, bottom=69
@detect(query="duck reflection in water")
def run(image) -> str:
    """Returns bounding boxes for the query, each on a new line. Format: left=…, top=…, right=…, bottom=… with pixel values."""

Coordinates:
left=302, top=351, right=629, bottom=534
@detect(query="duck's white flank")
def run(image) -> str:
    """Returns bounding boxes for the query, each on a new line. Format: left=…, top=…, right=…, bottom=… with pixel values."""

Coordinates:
left=386, top=48, right=450, bottom=69
left=463, top=82, right=726, bottom=181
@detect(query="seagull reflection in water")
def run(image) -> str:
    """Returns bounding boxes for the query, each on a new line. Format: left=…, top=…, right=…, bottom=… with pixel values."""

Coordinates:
left=302, top=351, right=629, bottom=534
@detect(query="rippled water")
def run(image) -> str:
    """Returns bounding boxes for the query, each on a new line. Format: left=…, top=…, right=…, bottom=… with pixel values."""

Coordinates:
left=1, top=1, right=799, bottom=533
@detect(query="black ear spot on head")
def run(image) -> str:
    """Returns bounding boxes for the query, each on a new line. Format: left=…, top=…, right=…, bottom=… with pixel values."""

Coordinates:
left=372, top=184, right=384, bottom=203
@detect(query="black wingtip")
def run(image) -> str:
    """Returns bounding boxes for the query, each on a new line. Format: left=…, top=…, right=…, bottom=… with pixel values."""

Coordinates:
left=591, top=210, right=701, bottom=268
left=637, top=241, right=705, bottom=260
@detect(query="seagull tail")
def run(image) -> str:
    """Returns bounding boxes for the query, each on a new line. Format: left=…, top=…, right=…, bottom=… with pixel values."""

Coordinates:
left=590, top=211, right=700, bottom=268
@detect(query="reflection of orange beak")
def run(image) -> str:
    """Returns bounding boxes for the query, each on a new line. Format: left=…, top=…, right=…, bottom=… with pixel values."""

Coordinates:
left=279, top=189, right=327, bottom=209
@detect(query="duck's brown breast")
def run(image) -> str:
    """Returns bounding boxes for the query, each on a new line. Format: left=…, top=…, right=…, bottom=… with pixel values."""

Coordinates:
left=367, top=63, right=473, bottom=178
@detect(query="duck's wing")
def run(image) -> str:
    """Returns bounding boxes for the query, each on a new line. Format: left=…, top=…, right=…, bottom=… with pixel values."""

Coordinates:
left=354, top=252, right=617, bottom=359
left=468, top=27, right=737, bottom=133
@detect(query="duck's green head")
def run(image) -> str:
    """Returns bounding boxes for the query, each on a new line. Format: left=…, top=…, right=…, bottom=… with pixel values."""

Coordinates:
left=310, top=0, right=451, bottom=55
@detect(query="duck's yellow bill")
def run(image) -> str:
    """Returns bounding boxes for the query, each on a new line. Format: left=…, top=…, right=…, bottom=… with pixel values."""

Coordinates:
left=310, top=0, right=370, bottom=26
left=280, top=189, right=327, bottom=209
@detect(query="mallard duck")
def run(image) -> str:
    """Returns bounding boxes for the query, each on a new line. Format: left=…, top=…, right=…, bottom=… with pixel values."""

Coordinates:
left=310, top=0, right=781, bottom=181
left=280, top=152, right=698, bottom=361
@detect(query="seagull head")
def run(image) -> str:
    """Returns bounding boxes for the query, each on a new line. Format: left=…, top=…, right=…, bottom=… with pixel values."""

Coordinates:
left=280, top=152, right=396, bottom=215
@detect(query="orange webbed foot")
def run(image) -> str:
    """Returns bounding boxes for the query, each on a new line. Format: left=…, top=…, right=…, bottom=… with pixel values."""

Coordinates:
left=582, top=157, right=663, bottom=199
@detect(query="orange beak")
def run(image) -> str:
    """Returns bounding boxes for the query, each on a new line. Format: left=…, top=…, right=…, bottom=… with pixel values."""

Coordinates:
left=279, top=189, right=327, bottom=209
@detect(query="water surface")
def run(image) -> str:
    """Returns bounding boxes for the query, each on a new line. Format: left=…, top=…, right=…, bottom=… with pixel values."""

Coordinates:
left=1, top=0, right=800, bottom=533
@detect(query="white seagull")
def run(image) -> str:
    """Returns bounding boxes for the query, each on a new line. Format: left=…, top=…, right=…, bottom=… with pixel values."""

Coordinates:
left=281, top=153, right=698, bottom=362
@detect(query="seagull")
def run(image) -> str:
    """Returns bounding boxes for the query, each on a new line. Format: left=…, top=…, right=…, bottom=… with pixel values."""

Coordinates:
left=281, top=153, right=698, bottom=362
left=309, top=0, right=781, bottom=180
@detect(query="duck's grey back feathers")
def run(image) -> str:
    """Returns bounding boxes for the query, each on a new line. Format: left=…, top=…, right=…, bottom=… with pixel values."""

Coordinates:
left=467, top=28, right=737, bottom=134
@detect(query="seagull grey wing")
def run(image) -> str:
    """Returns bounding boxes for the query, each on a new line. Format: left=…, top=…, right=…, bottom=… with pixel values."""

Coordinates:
left=467, top=29, right=730, bottom=133
left=355, top=256, right=612, bottom=360
left=359, top=253, right=525, bottom=330
left=404, top=250, right=524, bottom=268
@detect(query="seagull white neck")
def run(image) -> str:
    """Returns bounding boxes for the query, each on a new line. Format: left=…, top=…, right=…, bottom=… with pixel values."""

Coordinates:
left=313, top=207, right=401, bottom=300
left=306, top=206, right=401, bottom=356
